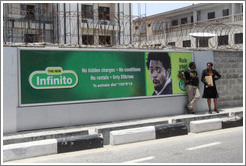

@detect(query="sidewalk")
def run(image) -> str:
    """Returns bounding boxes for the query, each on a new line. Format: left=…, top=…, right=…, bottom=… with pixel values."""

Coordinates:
left=3, top=106, right=244, bottom=162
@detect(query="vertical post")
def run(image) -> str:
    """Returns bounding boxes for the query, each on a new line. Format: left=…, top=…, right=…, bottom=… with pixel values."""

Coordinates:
left=38, top=4, right=41, bottom=42
left=69, top=3, right=71, bottom=44
left=118, top=3, right=121, bottom=45
left=77, top=3, right=80, bottom=45
left=57, top=4, right=60, bottom=44
left=43, top=4, right=46, bottom=42
left=64, top=3, right=66, bottom=44
left=231, top=3, right=235, bottom=22
left=129, top=3, right=132, bottom=44
left=52, top=4, right=55, bottom=43
left=4, top=3, right=9, bottom=43
left=193, top=10, right=197, bottom=26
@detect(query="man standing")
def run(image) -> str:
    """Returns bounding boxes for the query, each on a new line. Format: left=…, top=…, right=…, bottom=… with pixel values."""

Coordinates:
left=178, top=62, right=200, bottom=114
left=146, top=52, right=172, bottom=95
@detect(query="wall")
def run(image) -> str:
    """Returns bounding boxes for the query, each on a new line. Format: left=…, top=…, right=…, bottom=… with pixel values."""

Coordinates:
left=3, top=47, right=188, bottom=133
left=3, top=47, right=18, bottom=133
left=213, top=51, right=243, bottom=108
left=193, top=51, right=214, bottom=111
left=2, top=47, right=223, bottom=134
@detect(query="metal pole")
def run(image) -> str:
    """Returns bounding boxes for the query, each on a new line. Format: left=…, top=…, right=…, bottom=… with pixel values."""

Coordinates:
left=129, top=3, right=132, bottom=44
left=69, top=3, right=71, bottom=44
left=77, top=3, right=80, bottom=45
left=4, top=3, right=9, bottom=43
left=64, top=3, right=66, bottom=44
left=118, top=3, right=120, bottom=45
left=57, top=4, right=59, bottom=44
left=43, top=4, right=46, bottom=42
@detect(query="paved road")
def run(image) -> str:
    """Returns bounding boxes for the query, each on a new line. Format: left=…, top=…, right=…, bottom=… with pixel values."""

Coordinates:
left=6, top=127, right=244, bottom=164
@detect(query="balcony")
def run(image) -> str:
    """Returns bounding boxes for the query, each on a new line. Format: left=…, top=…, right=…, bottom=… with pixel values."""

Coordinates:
left=81, top=19, right=119, bottom=31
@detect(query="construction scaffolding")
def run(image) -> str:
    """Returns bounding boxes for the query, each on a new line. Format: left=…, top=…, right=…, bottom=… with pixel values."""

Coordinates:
left=3, top=3, right=243, bottom=51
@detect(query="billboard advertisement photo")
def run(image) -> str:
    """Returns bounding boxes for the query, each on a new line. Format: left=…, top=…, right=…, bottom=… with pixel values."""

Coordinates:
left=19, top=49, right=192, bottom=106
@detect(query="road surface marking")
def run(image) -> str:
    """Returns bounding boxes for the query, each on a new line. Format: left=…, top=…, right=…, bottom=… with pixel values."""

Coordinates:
left=123, top=156, right=155, bottom=163
left=187, top=142, right=221, bottom=151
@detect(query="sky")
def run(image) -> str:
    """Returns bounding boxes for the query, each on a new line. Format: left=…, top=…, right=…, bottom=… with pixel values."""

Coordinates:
left=132, top=2, right=199, bottom=17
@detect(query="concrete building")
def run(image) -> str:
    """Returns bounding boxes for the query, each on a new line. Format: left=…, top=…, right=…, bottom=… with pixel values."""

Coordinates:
left=3, top=3, right=132, bottom=46
left=133, top=3, right=243, bottom=50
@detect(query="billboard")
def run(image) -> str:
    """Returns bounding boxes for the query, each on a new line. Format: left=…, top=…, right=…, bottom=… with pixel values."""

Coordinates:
left=19, top=49, right=192, bottom=105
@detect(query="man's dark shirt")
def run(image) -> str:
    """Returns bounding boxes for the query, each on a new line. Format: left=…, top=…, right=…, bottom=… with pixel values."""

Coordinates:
left=183, top=69, right=199, bottom=86
left=152, top=81, right=173, bottom=95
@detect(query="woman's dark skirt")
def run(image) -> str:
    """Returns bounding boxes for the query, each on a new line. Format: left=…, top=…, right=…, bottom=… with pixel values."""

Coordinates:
left=202, top=86, right=219, bottom=98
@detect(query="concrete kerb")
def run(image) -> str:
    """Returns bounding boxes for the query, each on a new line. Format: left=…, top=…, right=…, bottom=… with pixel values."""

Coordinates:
left=95, top=120, right=169, bottom=145
left=190, top=118, right=222, bottom=133
left=173, top=112, right=230, bottom=132
left=3, top=129, right=89, bottom=145
left=3, top=108, right=243, bottom=162
left=3, top=134, right=103, bottom=162
left=109, top=122, right=188, bottom=145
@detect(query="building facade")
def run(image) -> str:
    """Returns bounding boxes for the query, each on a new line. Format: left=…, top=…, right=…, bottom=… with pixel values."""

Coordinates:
left=133, top=3, right=243, bottom=50
left=3, top=3, right=132, bottom=46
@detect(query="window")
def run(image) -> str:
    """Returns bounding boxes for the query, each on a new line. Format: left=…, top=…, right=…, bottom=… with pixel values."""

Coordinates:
left=24, top=34, right=38, bottom=43
left=99, top=36, right=111, bottom=45
left=82, top=35, right=94, bottom=45
left=99, top=7, right=110, bottom=20
left=181, top=18, right=188, bottom=24
left=234, top=33, right=243, bottom=44
left=139, top=22, right=146, bottom=33
left=148, top=23, right=151, bottom=27
left=21, top=4, right=35, bottom=19
left=218, top=35, right=228, bottom=46
left=208, top=12, right=215, bottom=19
left=135, top=26, right=138, bottom=30
left=152, top=21, right=164, bottom=32
left=171, top=20, right=178, bottom=26
left=168, top=42, right=175, bottom=46
left=20, top=4, right=27, bottom=11
left=198, top=38, right=209, bottom=47
left=183, top=40, right=191, bottom=47
left=223, top=9, right=229, bottom=16
left=82, top=5, right=93, bottom=19
left=154, top=44, right=161, bottom=47
left=191, top=16, right=194, bottom=23
left=27, top=5, right=35, bottom=18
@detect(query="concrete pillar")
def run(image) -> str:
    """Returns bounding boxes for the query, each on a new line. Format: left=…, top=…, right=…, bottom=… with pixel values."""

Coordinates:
left=193, top=10, right=197, bottom=25
left=77, top=3, right=82, bottom=45
left=4, top=3, right=9, bottom=43
left=231, top=3, right=236, bottom=22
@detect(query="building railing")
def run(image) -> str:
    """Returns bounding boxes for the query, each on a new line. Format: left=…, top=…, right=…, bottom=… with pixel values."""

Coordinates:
left=234, top=13, right=243, bottom=22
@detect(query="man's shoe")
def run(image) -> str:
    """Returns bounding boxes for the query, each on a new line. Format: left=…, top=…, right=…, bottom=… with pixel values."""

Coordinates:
left=185, top=105, right=192, bottom=114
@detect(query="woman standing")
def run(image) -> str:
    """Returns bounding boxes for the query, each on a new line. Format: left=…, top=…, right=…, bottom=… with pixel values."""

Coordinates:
left=201, top=62, right=221, bottom=114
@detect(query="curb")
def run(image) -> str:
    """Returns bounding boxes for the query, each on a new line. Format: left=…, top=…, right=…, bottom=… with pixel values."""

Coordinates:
left=3, top=130, right=89, bottom=145
left=3, top=134, right=103, bottom=162
left=110, top=122, right=188, bottom=145
left=190, top=118, right=222, bottom=133
left=95, top=120, right=169, bottom=145
left=3, top=110, right=243, bottom=162
left=57, top=134, right=103, bottom=153
left=222, top=117, right=243, bottom=129
left=190, top=117, right=243, bottom=133
left=155, top=123, right=188, bottom=139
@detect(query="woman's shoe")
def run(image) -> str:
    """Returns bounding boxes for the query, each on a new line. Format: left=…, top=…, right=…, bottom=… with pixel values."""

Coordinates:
left=209, top=110, right=212, bottom=114
left=214, top=109, right=219, bottom=113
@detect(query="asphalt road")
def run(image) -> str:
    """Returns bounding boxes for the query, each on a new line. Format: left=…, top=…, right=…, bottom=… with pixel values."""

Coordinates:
left=6, top=126, right=244, bottom=164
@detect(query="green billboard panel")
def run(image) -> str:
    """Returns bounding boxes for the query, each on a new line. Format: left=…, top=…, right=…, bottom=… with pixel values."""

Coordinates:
left=19, top=50, right=192, bottom=105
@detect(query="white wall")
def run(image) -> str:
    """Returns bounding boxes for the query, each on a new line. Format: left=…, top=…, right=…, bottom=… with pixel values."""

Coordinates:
left=193, top=51, right=214, bottom=111
left=3, top=47, right=211, bottom=134
left=3, top=47, right=18, bottom=133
